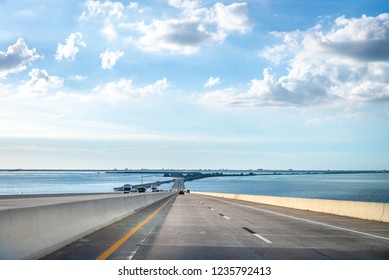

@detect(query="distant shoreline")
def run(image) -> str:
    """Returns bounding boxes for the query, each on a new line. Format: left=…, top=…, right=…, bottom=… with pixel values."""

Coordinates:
left=1, top=169, right=387, bottom=175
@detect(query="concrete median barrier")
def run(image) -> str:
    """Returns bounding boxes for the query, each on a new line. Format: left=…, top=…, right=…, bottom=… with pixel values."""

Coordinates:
left=196, top=192, right=389, bottom=223
left=0, top=192, right=174, bottom=260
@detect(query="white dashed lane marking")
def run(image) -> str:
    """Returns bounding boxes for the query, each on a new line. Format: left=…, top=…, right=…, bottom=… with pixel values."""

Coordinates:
left=242, top=227, right=273, bottom=244
left=219, top=213, right=231, bottom=220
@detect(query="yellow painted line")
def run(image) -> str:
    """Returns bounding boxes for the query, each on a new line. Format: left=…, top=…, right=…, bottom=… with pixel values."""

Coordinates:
left=97, top=195, right=175, bottom=260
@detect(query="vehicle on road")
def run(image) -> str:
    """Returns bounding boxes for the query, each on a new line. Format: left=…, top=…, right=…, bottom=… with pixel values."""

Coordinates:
left=179, top=189, right=185, bottom=195
left=122, top=184, right=132, bottom=193
left=137, top=187, right=147, bottom=193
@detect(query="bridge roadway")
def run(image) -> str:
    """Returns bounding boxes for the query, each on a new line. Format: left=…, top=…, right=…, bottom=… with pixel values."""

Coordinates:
left=42, top=193, right=389, bottom=260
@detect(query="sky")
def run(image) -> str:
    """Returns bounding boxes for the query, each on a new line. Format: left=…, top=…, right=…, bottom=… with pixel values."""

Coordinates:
left=0, top=0, right=388, bottom=170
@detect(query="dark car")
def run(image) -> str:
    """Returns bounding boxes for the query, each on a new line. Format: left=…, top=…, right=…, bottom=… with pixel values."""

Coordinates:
left=178, top=189, right=185, bottom=195
left=122, top=184, right=132, bottom=193
left=137, top=187, right=147, bottom=193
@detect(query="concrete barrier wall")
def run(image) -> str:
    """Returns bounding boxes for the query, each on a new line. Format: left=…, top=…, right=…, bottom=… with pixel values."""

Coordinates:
left=0, top=192, right=173, bottom=260
left=196, top=192, right=389, bottom=223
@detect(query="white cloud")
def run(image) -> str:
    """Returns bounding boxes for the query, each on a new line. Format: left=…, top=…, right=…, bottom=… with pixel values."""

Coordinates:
left=141, top=77, right=169, bottom=95
left=79, top=1, right=252, bottom=55
left=102, top=24, right=118, bottom=40
left=322, top=14, right=389, bottom=62
left=168, top=0, right=199, bottom=11
left=210, top=2, right=252, bottom=34
left=197, top=87, right=238, bottom=107
left=80, top=0, right=140, bottom=20
left=0, top=38, right=41, bottom=78
left=204, top=76, right=220, bottom=87
left=129, top=2, right=139, bottom=9
left=100, top=50, right=124, bottom=69
left=118, top=2, right=252, bottom=55
left=133, top=19, right=217, bottom=55
left=81, top=0, right=124, bottom=19
left=200, top=13, right=389, bottom=107
left=331, top=14, right=389, bottom=42
left=69, top=75, right=87, bottom=81
left=55, top=32, right=86, bottom=61
left=79, top=1, right=142, bottom=46
left=168, top=0, right=252, bottom=34
left=18, top=68, right=64, bottom=93
left=95, top=77, right=169, bottom=102
left=259, top=31, right=301, bottom=65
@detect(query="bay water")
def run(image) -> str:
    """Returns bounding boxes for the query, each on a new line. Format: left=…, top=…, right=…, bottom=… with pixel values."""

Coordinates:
left=0, top=170, right=388, bottom=203
left=185, top=172, right=389, bottom=203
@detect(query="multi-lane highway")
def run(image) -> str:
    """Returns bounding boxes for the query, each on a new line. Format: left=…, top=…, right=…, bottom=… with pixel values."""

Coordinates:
left=42, top=192, right=389, bottom=260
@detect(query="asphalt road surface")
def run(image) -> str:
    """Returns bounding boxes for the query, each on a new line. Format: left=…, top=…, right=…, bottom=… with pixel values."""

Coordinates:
left=42, top=193, right=389, bottom=260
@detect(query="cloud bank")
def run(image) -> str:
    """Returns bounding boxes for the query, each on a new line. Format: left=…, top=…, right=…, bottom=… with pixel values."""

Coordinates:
left=82, top=0, right=253, bottom=55
left=199, top=13, right=389, bottom=107
left=132, top=1, right=252, bottom=55
left=93, top=77, right=169, bottom=102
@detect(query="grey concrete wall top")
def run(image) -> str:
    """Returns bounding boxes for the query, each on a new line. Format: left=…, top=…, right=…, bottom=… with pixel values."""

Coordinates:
left=0, top=192, right=170, bottom=210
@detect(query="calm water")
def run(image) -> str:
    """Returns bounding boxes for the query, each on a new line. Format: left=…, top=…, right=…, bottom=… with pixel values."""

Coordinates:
left=0, top=171, right=388, bottom=203
left=0, top=171, right=171, bottom=195
left=185, top=173, right=389, bottom=203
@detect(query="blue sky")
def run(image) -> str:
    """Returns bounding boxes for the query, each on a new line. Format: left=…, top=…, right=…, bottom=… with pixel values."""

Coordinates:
left=0, top=0, right=388, bottom=170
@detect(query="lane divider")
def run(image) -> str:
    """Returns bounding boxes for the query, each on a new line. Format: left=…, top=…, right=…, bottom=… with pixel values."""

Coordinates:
left=207, top=196, right=389, bottom=242
left=204, top=197, right=272, bottom=243
left=242, top=227, right=273, bottom=244
left=219, top=213, right=231, bottom=220
left=97, top=195, right=175, bottom=260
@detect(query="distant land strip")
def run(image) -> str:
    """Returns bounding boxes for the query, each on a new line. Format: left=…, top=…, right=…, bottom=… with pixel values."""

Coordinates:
left=1, top=169, right=387, bottom=173
left=1, top=169, right=387, bottom=179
